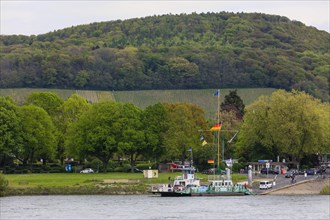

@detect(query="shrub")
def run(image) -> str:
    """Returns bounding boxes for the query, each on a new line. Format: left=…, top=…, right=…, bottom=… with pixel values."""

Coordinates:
left=122, top=164, right=131, bottom=172
left=219, top=162, right=226, bottom=171
left=136, top=164, right=151, bottom=170
left=90, top=158, right=103, bottom=172
left=114, top=167, right=123, bottom=172
left=0, top=174, right=8, bottom=197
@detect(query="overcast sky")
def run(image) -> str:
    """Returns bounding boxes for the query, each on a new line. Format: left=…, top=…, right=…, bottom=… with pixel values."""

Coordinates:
left=1, top=0, right=329, bottom=36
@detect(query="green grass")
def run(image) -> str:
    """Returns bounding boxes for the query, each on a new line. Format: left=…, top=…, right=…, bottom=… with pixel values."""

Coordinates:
left=6, top=173, right=147, bottom=188
left=5, top=172, right=247, bottom=188
left=1, top=88, right=276, bottom=119
left=320, top=185, right=330, bottom=195
left=1, top=172, right=248, bottom=196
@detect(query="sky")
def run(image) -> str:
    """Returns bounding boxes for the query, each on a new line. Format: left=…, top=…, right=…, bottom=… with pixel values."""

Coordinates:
left=1, top=0, right=329, bottom=36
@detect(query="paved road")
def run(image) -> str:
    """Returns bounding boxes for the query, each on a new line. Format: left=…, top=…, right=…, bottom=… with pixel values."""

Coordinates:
left=252, top=170, right=329, bottom=194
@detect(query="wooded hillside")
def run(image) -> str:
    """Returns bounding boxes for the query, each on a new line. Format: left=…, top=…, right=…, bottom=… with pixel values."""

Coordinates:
left=1, top=12, right=329, bottom=101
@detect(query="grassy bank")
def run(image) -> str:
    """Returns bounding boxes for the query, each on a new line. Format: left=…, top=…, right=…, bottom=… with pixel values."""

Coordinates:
left=320, top=185, right=330, bottom=195
left=2, top=172, right=247, bottom=196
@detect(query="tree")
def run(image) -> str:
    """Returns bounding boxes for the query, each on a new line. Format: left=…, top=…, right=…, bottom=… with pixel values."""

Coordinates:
left=18, top=105, right=57, bottom=167
left=167, top=57, right=199, bottom=88
left=0, top=97, right=22, bottom=166
left=236, top=96, right=278, bottom=161
left=267, top=90, right=329, bottom=166
left=141, top=103, right=169, bottom=162
left=117, top=103, right=146, bottom=172
left=237, top=90, right=330, bottom=167
left=57, top=94, right=91, bottom=163
left=25, top=92, right=63, bottom=117
left=220, top=111, right=242, bottom=159
left=25, top=92, right=64, bottom=164
left=163, top=103, right=208, bottom=164
left=66, top=101, right=145, bottom=172
left=221, top=89, right=245, bottom=120
left=66, top=101, right=117, bottom=172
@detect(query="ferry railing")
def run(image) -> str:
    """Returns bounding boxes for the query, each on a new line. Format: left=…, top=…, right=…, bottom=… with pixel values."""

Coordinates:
left=151, top=184, right=173, bottom=192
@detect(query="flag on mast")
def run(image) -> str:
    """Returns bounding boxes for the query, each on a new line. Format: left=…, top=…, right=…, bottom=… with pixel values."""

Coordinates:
left=213, top=91, right=219, bottom=96
left=210, top=123, right=221, bottom=131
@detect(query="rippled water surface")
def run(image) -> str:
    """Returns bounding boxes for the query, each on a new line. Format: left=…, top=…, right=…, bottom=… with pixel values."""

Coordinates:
left=1, top=195, right=329, bottom=220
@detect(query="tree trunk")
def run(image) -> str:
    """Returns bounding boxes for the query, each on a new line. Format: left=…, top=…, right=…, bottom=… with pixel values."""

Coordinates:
left=102, top=160, right=108, bottom=173
left=130, top=153, right=135, bottom=172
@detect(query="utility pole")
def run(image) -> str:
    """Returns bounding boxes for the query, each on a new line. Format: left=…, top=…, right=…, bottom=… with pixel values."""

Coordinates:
left=217, top=89, right=221, bottom=172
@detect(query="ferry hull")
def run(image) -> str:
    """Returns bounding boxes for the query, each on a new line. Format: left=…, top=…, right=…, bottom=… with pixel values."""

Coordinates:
left=150, top=191, right=250, bottom=197
left=159, top=191, right=191, bottom=197
left=191, top=192, right=245, bottom=196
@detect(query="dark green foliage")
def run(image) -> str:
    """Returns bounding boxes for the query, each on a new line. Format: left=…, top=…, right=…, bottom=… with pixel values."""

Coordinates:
left=0, top=12, right=329, bottom=101
left=221, top=89, right=245, bottom=119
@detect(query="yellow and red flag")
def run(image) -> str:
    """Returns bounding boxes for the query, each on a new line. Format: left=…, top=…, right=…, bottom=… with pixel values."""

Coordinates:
left=210, top=123, right=221, bottom=131
left=207, top=159, right=214, bottom=164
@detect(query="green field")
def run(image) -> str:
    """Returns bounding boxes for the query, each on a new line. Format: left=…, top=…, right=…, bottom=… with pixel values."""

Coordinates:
left=4, top=172, right=246, bottom=188
left=0, top=88, right=276, bottom=119
left=2, top=172, right=247, bottom=196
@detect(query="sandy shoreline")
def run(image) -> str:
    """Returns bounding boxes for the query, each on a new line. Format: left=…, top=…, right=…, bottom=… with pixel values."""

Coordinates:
left=267, top=177, right=330, bottom=195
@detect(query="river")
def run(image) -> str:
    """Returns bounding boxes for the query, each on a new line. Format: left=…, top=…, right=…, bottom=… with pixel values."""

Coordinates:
left=1, top=195, right=329, bottom=220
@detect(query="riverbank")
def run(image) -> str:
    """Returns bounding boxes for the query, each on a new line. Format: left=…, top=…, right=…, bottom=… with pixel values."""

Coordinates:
left=266, top=177, right=330, bottom=195
left=2, top=173, right=329, bottom=196
left=4, top=184, right=147, bottom=196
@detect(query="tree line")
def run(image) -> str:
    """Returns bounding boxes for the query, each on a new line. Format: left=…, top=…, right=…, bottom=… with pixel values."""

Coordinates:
left=1, top=90, right=329, bottom=172
left=1, top=12, right=329, bottom=101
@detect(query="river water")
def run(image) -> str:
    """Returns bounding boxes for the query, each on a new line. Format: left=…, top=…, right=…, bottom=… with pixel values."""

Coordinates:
left=1, top=195, right=329, bottom=220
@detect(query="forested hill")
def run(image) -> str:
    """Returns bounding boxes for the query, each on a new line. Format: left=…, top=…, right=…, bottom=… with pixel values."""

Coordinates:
left=1, top=12, right=329, bottom=101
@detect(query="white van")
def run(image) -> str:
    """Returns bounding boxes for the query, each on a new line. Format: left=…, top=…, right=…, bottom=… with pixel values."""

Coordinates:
left=259, top=180, right=272, bottom=190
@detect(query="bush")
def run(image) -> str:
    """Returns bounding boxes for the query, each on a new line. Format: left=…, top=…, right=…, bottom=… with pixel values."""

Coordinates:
left=219, top=162, right=226, bottom=171
left=90, top=158, right=103, bottom=172
left=122, top=164, right=131, bottom=172
left=0, top=174, right=8, bottom=197
left=136, top=163, right=152, bottom=170
left=114, top=167, right=124, bottom=172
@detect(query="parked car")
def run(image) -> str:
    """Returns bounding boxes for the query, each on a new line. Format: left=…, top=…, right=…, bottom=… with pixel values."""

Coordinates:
left=305, top=168, right=317, bottom=175
left=259, top=180, right=273, bottom=190
left=80, top=168, right=94, bottom=173
left=260, top=168, right=279, bottom=175
left=126, top=167, right=143, bottom=173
